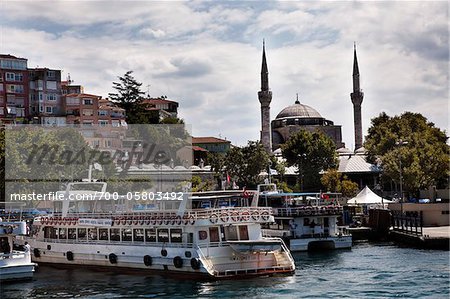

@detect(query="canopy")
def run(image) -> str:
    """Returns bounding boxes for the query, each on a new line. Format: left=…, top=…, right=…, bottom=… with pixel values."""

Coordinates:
left=347, top=186, right=393, bottom=205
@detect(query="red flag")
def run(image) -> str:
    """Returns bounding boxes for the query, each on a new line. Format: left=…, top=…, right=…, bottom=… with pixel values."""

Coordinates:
left=226, top=173, right=231, bottom=183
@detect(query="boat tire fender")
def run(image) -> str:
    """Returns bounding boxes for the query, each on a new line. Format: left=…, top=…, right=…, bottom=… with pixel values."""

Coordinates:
left=33, top=248, right=41, bottom=258
left=109, top=253, right=118, bottom=264
left=173, top=256, right=183, bottom=268
left=190, top=258, right=201, bottom=270
left=66, top=251, right=74, bottom=261
left=161, top=249, right=168, bottom=257
left=143, top=255, right=152, bottom=266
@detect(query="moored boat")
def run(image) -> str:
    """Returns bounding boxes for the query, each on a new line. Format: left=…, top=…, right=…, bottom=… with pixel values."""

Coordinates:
left=256, top=184, right=352, bottom=251
left=24, top=182, right=295, bottom=279
left=0, top=220, right=36, bottom=281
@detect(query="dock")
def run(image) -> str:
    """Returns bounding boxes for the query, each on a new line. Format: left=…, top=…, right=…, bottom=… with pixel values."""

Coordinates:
left=390, top=226, right=450, bottom=250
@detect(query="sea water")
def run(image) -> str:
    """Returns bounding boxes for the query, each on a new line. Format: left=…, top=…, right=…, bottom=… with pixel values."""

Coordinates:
left=1, top=243, right=449, bottom=298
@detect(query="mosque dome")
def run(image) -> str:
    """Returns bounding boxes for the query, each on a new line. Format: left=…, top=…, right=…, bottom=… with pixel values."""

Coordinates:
left=275, top=99, right=322, bottom=119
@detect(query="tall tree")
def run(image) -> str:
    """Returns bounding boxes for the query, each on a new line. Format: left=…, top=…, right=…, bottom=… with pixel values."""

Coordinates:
left=223, top=141, right=270, bottom=188
left=321, top=169, right=359, bottom=198
left=109, top=71, right=145, bottom=124
left=282, top=130, right=337, bottom=191
left=365, top=112, right=449, bottom=196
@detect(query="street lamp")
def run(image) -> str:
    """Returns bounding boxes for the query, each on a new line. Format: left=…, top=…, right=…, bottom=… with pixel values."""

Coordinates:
left=298, top=153, right=306, bottom=191
left=395, top=139, right=408, bottom=214
left=268, top=161, right=272, bottom=184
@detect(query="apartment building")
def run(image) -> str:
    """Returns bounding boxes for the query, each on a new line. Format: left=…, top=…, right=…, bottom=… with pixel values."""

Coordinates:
left=0, top=54, right=29, bottom=123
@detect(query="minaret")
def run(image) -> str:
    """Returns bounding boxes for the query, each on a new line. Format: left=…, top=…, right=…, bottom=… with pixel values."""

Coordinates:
left=258, top=40, right=272, bottom=153
left=351, top=43, right=364, bottom=150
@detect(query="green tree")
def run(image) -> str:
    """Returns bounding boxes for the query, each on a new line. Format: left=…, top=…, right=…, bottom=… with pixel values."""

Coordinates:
left=223, top=141, right=270, bottom=188
left=365, top=112, right=449, bottom=196
left=282, top=130, right=337, bottom=191
left=321, top=169, right=359, bottom=197
left=109, top=71, right=146, bottom=124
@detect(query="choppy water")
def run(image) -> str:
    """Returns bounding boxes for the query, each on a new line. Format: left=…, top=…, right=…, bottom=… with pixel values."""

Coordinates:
left=1, top=243, right=449, bottom=298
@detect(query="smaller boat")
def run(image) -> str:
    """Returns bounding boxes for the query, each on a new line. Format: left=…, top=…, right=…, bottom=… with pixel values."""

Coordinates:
left=256, top=184, right=352, bottom=252
left=0, top=220, right=36, bottom=281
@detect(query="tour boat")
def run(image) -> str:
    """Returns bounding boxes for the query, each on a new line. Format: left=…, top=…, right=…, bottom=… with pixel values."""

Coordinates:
left=24, top=182, right=295, bottom=279
left=256, top=184, right=352, bottom=251
left=0, top=220, right=36, bottom=281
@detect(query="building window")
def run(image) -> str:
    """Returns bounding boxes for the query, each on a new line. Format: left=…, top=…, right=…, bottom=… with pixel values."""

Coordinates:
left=442, top=211, right=449, bottom=215
left=47, top=94, right=56, bottom=101
left=14, top=73, right=23, bottom=81
left=47, top=70, right=55, bottom=78
left=82, top=109, right=93, bottom=116
left=6, top=73, right=15, bottom=81
left=66, top=97, right=80, bottom=105
left=99, top=120, right=108, bottom=127
left=83, top=99, right=93, bottom=105
left=98, top=110, right=108, bottom=116
left=46, top=106, right=52, bottom=113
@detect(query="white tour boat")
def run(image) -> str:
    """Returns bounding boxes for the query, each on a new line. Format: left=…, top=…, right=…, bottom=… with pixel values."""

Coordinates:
left=0, top=220, right=36, bottom=281
left=25, top=182, right=295, bottom=279
left=256, top=184, right=352, bottom=252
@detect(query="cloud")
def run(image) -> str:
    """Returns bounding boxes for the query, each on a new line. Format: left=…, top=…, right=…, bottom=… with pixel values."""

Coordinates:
left=0, top=1, right=447, bottom=148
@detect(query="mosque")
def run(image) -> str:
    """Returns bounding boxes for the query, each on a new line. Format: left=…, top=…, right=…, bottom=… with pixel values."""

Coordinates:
left=257, top=42, right=380, bottom=190
left=258, top=42, right=364, bottom=153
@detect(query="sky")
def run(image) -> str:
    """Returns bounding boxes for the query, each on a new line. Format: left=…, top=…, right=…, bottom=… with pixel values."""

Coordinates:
left=1, top=1, right=448, bottom=149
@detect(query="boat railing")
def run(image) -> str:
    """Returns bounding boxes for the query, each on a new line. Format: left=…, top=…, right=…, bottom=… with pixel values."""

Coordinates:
left=273, top=206, right=343, bottom=217
left=41, top=238, right=197, bottom=248
left=195, top=244, right=217, bottom=275
left=41, top=207, right=273, bottom=226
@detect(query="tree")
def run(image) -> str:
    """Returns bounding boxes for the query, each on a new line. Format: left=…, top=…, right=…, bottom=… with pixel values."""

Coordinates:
left=365, top=112, right=449, bottom=197
left=223, top=141, right=270, bottom=188
left=282, top=130, right=337, bottom=191
left=321, top=169, right=359, bottom=198
left=109, top=71, right=146, bottom=124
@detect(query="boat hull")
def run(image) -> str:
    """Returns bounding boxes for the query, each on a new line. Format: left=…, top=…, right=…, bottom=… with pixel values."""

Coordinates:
left=289, top=235, right=352, bottom=252
left=28, top=240, right=294, bottom=279
left=0, top=263, right=35, bottom=281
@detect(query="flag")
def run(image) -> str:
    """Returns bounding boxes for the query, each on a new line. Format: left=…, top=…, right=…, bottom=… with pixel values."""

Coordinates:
left=226, top=173, right=231, bottom=183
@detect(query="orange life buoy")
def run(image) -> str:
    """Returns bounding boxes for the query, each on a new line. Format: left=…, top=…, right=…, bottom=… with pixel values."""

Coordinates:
left=219, top=213, right=229, bottom=223
left=209, top=214, right=218, bottom=224
left=230, top=212, right=240, bottom=222
left=240, top=211, right=250, bottom=222
left=251, top=210, right=260, bottom=221
left=260, top=211, right=270, bottom=221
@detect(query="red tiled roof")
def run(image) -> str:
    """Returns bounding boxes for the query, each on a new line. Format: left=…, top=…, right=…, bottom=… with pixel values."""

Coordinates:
left=192, top=146, right=208, bottom=152
left=192, top=137, right=230, bottom=144
left=142, top=98, right=178, bottom=105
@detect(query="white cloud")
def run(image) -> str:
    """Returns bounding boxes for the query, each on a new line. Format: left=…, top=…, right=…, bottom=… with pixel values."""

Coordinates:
left=0, top=1, right=447, bottom=148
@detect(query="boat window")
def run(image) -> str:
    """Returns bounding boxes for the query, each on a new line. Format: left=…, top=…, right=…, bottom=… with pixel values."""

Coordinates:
left=157, top=229, right=169, bottom=243
left=122, top=228, right=132, bottom=241
left=99, top=229, right=108, bottom=241
left=78, top=228, right=87, bottom=240
left=170, top=229, right=182, bottom=243
left=198, top=230, right=208, bottom=241
left=220, top=226, right=226, bottom=241
left=324, top=217, right=329, bottom=228
left=88, top=228, right=98, bottom=240
left=133, top=229, right=144, bottom=242
left=110, top=228, right=120, bottom=241
left=209, top=227, right=220, bottom=243
left=58, top=228, right=67, bottom=240
left=68, top=228, right=76, bottom=239
left=51, top=227, right=58, bottom=239
left=145, top=228, right=156, bottom=242
left=238, top=225, right=249, bottom=240
left=44, top=227, right=51, bottom=239
left=303, top=218, right=310, bottom=226
left=224, top=226, right=238, bottom=241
